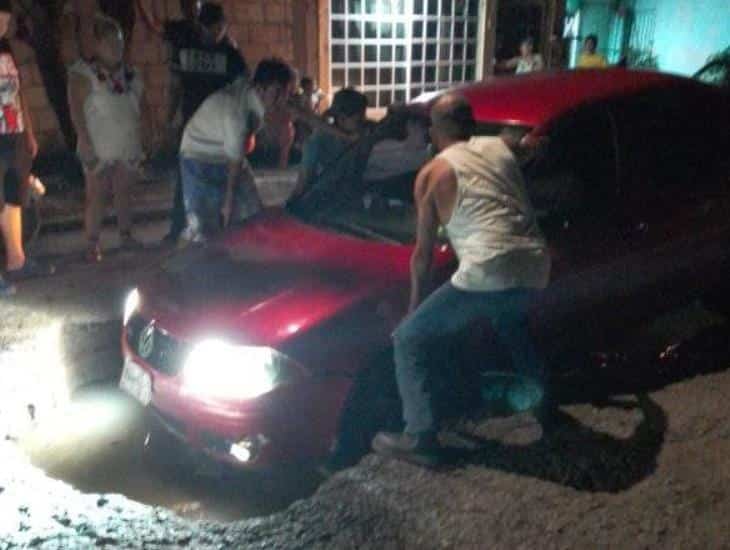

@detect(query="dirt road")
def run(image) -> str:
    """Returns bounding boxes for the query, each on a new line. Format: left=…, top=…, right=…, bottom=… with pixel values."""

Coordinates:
left=2, top=221, right=730, bottom=548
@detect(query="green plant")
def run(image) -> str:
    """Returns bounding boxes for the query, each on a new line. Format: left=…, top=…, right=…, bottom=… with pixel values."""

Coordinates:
left=625, top=48, right=658, bottom=69
left=706, top=46, right=730, bottom=64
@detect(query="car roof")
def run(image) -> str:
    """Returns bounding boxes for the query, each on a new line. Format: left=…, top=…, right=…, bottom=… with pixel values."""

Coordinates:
left=429, top=69, right=694, bottom=130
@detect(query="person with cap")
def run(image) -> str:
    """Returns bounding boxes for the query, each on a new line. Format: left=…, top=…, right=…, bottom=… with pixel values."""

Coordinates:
left=179, top=58, right=295, bottom=243
left=294, top=87, right=374, bottom=197
left=0, top=1, right=54, bottom=294
left=137, top=0, right=249, bottom=246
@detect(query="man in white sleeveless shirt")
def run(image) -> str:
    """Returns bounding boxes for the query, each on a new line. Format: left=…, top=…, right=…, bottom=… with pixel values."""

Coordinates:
left=373, top=94, right=551, bottom=466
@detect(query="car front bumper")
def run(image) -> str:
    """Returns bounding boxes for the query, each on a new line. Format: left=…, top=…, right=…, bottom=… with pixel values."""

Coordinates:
left=121, top=334, right=351, bottom=469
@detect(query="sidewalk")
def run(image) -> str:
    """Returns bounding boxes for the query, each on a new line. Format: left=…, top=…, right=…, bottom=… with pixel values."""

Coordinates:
left=39, top=168, right=300, bottom=233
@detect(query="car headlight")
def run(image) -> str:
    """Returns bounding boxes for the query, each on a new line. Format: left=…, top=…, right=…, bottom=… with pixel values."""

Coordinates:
left=181, top=339, right=299, bottom=401
left=124, top=288, right=140, bottom=326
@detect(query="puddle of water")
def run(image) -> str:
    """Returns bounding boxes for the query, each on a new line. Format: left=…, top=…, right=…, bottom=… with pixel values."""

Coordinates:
left=18, top=385, right=323, bottom=522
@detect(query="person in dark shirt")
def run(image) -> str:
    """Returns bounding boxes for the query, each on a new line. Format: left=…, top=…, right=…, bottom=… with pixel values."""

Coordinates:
left=164, top=2, right=249, bottom=123
left=138, top=1, right=248, bottom=245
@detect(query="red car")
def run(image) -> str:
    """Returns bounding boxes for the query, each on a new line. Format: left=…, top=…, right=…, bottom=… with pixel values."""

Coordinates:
left=121, top=69, right=730, bottom=468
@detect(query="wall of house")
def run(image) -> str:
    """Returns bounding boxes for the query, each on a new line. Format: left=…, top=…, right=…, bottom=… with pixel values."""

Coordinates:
left=633, top=0, right=729, bottom=75
left=15, top=0, right=299, bottom=152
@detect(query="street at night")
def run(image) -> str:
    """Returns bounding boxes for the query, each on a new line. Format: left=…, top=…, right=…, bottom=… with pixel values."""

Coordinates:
left=3, top=219, right=730, bottom=547
left=0, top=0, right=729, bottom=548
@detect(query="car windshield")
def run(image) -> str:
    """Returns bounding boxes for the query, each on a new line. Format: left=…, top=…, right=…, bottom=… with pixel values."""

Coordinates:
left=289, top=117, right=533, bottom=244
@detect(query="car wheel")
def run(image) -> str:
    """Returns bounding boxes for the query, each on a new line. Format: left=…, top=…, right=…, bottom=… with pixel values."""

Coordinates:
left=141, top=413, right=191, bottom=475
left=330, top=349, right=403, bottom=468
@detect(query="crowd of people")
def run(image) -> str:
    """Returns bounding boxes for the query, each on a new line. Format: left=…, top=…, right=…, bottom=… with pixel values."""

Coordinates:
left=0, top=0, right=560, bottom=466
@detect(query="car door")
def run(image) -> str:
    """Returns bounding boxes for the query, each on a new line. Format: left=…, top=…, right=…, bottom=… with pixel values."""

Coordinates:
left=524, top=102, right=658, bottom=361
left=608, top=83, right=730, bottom=315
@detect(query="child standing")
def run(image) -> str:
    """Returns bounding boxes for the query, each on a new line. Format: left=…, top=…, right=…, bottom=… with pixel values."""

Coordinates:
left=68, top=15, right=151, bottom=262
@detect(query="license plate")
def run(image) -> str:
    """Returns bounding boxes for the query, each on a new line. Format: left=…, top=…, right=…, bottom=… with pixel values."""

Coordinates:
left=120, top=358, right=152, bottom=406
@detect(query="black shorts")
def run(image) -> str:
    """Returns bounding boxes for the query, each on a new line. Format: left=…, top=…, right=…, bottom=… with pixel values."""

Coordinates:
left=0, top=133, right=29, bottom=207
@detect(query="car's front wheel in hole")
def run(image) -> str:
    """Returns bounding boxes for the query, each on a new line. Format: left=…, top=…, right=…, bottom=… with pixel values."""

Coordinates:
left=328, top=349, right=403, bottom=470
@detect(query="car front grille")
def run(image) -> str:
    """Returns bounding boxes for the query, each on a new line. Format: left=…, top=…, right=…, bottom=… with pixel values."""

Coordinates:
left=126, top=314, right=188, bottom=376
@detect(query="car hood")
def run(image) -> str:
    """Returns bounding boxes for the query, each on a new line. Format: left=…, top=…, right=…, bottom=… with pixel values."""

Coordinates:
left=138, top=211, right=419, bottom=347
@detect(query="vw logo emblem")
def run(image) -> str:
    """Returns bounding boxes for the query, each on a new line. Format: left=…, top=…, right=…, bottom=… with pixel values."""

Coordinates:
left=138, top=323, right=156, bottom=359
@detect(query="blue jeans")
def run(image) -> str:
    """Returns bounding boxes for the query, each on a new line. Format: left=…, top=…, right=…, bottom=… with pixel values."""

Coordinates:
left=180, top=158, right=258, bottom=242
left=393, top=282, right=544, bottom=435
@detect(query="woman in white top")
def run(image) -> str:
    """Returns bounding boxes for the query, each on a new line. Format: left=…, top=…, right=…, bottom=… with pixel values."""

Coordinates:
left=498, top=37, right=545, bottom=74
left=68, top=15, right=155, bottom=262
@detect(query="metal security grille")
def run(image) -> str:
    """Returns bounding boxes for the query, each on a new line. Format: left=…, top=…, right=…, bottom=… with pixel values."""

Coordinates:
left=329, top=0, right=483, bottom=108
left=627, top=8, right=656, bottom=60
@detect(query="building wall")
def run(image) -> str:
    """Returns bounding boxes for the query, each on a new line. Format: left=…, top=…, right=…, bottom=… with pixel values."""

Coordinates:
left=15, top=0, right=299, bottom=152
left=575, top=0, right=730, bottom=74
left=633, top=0, right=729, bottom=75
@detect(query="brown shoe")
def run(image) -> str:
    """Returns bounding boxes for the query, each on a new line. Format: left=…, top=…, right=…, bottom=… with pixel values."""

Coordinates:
left=372, top=431, right=442, bottom=467
left=86, top=243, right=102, bottom=263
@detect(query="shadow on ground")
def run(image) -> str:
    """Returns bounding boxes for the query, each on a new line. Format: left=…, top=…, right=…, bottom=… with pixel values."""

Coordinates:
left=435, top=323, right=730, bottom=494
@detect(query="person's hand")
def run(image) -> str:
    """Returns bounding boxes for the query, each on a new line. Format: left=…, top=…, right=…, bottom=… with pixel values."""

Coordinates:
left=26, top=132, right=38, bottom=159
left=373, top=104, right=410, bottom=142
left=221, top=194, right=233, bottom=228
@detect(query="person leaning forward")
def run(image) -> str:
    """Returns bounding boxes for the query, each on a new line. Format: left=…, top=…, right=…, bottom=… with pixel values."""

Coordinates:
left=179, top=58, right=295, bottom=243
left=372, top=94, right=551, bottom=467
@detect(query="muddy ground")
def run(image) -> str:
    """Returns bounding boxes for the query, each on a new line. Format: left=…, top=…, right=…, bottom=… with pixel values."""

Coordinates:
left=3, top=221, right=730, bottom=549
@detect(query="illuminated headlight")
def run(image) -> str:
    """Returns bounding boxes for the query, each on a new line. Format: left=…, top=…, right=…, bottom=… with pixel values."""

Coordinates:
left=181, top=339, right=298, bottom=401
left=124, top=288, right=140, bottom=326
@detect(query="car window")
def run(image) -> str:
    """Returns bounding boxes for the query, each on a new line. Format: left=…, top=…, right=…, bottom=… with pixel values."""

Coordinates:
left=305, top=119, right=534, bottom=244
left=610, top=86, right=728, bottom=197
left=523, top=105, right=618, bottom=221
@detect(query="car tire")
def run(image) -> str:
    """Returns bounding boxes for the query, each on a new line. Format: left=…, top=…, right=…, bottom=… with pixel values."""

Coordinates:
left=330, top=349, right=403, bottom=468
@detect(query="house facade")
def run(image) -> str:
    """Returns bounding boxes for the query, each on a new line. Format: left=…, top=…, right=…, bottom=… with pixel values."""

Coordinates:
left=567, top=0, right=729, bottom=74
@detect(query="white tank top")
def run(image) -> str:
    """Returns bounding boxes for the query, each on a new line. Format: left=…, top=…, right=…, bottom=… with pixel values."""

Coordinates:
left=438, top=137, right=551, bottom=292
left=69, top=60, right=143, bottom=164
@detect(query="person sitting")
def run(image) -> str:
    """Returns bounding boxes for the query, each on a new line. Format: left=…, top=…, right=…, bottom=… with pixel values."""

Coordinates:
left=498, top=37, right=544, bottom=74
left=577, top=34, right=607, bottom=68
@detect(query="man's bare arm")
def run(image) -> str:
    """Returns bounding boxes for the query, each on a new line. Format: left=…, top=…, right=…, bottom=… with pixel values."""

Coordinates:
left=409, top=165, right=440, bottom=312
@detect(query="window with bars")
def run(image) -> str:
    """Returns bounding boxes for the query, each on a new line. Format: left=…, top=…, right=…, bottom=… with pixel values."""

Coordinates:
left=330, top=0, right=483, bottom=109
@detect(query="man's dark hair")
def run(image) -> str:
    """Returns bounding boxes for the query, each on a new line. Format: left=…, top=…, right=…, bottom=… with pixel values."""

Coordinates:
left=253, top=58, right=295, bottom=89
left=300, top=76, right=314, bottom=89
left=199, top=2, right=224, bottom=27
left=327, top=88, right=368, bottom=118
left=431, top=94, right=475, bottom=141
left=521, top=36, right=534, bottom=48
left=0, top=0, right=11, bottom=14
left=585, top=34, right=598, bottom=47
